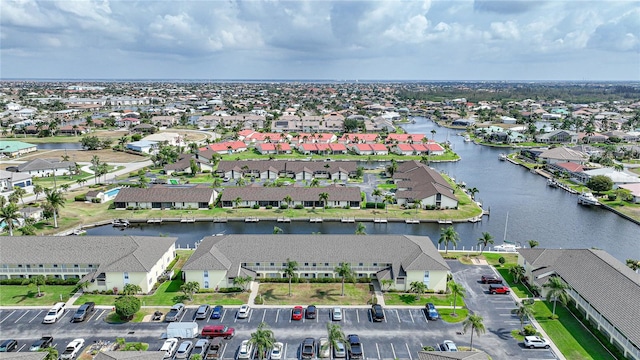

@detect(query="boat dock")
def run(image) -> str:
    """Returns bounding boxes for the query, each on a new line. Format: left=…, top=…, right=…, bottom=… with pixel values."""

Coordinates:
left=309, top=218, right=323, bottom=223
left=341, top=217, right=355, bottom=223
left=244, top=217, right=260, bottom=223
left=373, top=218, right=388, bottom=223
left=147, top=218, right=163, bottom=224
left=405, top=219, right=420, bottom=224
left=277, top=217, right=291, bottom=223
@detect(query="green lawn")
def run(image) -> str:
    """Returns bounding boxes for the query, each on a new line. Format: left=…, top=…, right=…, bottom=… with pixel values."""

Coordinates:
left=0, top=285, right=77, bottom=306
left=258, top=283, right=372, bottom=305
left=383, top=292, right=465, bottom=307
left=440, top=308, right=469, bottom=323
left=533, top=301, right=616, bottom=360
left=496, top=266, right=533, bottom=298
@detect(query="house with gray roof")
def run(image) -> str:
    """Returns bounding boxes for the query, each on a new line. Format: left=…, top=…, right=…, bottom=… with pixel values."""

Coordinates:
left=220, top=184, right=361, bottom=209
left=215, top=160, right=357, bottom=181
left=393, top=161, right=458, bottom=209
left=0, top=352, right=47, bottom=360
left=0, top=236, right=177, bottom=294
left=517, top=249, right=640, bottom=360
left=0, top=169, right=33, bottom=200
left=94, top=352, right=165, bottom=360
left=12, top=158, right=76, bottom=178
left=183, top=234, right=450, bottom=292
left=538, top=147, right=589, bottom=165
left=113, top=184, right=216, bottom=210
left=535, top=130, right=578, bottom=144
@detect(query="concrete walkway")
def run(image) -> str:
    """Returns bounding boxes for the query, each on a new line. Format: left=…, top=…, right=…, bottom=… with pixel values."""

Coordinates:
left=65, top=289, right=84, bottom=308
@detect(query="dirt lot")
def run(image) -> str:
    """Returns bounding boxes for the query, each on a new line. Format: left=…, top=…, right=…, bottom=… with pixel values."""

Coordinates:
left=16, top=149, right=147, bottom=163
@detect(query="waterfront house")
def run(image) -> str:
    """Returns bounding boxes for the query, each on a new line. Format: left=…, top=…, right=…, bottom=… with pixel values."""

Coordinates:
left=517, top=249, right=640, bottom=360
left=393, top=161, right=458, bottom=209
left=535, top=130, right=578, bottom=144
left=219, top=184, right=361, bottom=209
left=618, top=183, right=640, bottom=203
left=113, top=184, right=216, bottom=210
left=0, top=236, right=177, bottom=294
left=577, top=168, right=640, bottom=188
left=386, top=133, right=426, bottom=144
left=538, top=147, right=589, bottom=165
left=0, top=140, right=38, bottom=157
left=182, top=234, right=450, bottom=292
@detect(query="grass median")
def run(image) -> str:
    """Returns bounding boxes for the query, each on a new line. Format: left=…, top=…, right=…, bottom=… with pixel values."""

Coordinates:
left=0, top=285, right=77, bottom=306
left=258, top=283, right=372, bottom=305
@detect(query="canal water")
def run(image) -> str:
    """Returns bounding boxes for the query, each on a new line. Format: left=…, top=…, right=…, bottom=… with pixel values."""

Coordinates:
left=85, top=118, right=640, bottom=261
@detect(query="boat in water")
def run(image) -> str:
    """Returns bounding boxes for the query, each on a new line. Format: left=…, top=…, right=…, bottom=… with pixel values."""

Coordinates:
left=493, top=243, right=522, bottom=252
left=578, top=192, right=599, bottom=206
left=112, top=219, right=130, bottom=227
left=498, top=153, right=507, bottom=161
left=464, top=134, right=472, bottom=142
left=547, top=178, right=558, bottom=187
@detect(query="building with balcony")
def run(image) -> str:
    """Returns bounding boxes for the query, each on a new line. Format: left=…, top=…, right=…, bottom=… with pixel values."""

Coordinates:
left=182, top=234, right=450, bottom=292
left=0, top=236, right=176, bottom=294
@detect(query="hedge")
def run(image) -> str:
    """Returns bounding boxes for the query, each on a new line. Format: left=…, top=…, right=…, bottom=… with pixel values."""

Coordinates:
left=1, top=277, right=80, bottom=286
left=218, top=287, right=243, bottom=293
left=364, top=202, right=386, bottom=209
left=260, top=277, right=372, bottom=284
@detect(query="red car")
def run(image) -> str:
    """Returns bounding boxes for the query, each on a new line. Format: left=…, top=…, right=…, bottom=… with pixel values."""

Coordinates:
left=489, top=284, right=511, bottom=294
left=292, top=306, right=304, bottom=320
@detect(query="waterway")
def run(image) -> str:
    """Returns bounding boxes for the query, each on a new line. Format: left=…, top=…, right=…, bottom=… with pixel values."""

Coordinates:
left=85, top=118, right=640, bottom=262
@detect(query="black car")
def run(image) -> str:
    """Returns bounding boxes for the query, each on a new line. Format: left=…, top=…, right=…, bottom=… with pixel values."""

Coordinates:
left=0, top=340, right=18, bottom=352
left=305, top=305, right=317, bottom=319
left=301, top=338, right=315, bottom=359
left=72, top=302, right=95, bottom=322
left=425, top=303, right=439, bottom=320
left=371, top=304, right=384, bottom=322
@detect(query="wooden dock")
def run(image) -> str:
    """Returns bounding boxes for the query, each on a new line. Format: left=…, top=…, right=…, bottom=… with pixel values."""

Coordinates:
left=277, top=217, right=291, bottom=223
left=438, top=219, right=453, bottom=224
left=147, top=218, right=163, bottom=223
left=244, top=217, right=259, bottom=223
left=405, top=219, right=420, bottom=224
left=213, top=217, right=228, bottom=223
left=373, top=218, right=388, bottom=223
left=309, top=218, right=323, bottom=223
left=341, top=217, right=355, bottom=223
left=180, top=218, right=196, bottom=223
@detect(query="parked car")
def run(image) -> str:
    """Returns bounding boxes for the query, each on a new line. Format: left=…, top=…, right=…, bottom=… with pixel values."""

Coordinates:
left=305, top=305, right=317, bottom=319
left=333, top=341, right=346, bottom=358
left=43, top=302, right=66, bottom=324
left=201, top=325, right=235, bottom=339
left=30, top=336, right=53, bottom=352
left=301, top=338, right=315, bottom=359
left=481, top=275, right=503, bottom=284
left=72, top=302, right=95, bottom=322
left=0, top=340, right=18, bottom=352
left=211, top=305, right=223, bottom=319
left=237, top=304, right=250, bottom=319
left=318, top=338, right=330, bottom=358
left=371, top=304, right=385, bottom=322
left=270, top=342, right=283, bottom=360
left=190, top=339, right=209, bottom=360
left=489, top=284, right=511, bottom=294
left=165, top=303, right=186, bottom=322
left=332, top=307, right=342, bottom=321
left=441, top=340, right=458, bottom=352
left=195, top=304, right=211, bottom=320
left=237, top=340, right=253, bottom=359
left=175, top=341, right=194, bottom=360
left=524, top=336, right=551, bottom=349
left=425, top=303, right=439, bottom=320
left=60, top=339, right=85, bottom=360
left=347, top=334, right=362, bottom=359
left=292, top=306, right=304, bottom=321
left=161, top=338, right=179, bottom=359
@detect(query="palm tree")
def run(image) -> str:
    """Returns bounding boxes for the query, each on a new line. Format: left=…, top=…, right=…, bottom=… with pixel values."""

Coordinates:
left=355, top=222, right=366, bottom=235
left=0, top=202, right=20, bottom=236
left=372, top=189, right=382, bottom=209
left=409, top=281, right=427, bottom=300
left=335, top=263, right=354, bottom=296
left=33, top=184, right=44, bottom=201
left=98, top=162, right=109, bottom=183
left=431, top=129, right=436, bottom=141
left=45, top=188, right=66, bottom=228
left=515, top=302, right=535, bottom=334
left=272, top=226, right=283, bottom=234
left=468, top=187, right=479, bottom=200
left=319, top=192, right=329, bottom=211
left=310, top=178, right=320, bottom=187
left=447, top=280, right=466, bottom=317
left=509, top=265, right=526, bottom=284
left=414, top=198, right=422, bottom=214
left=477, top=232, right=494, bottom=254
left=76, top=178, right=87, bottom=187
left=543, top=276, right=569, bottom=318
left=282, top=258, right=298, bottom=297
left=439, top=226, right=459, bottom=254
left=383, top=194, right=393, bottom=213
left=90, top=155, right=100, bottom=184
left=283, top=195, right=293, bottom=208
left=23, top=275, right=46, bottom=297
left=234, top=197, right=242, bottom=211
left=528, top=240, right=539, bottom=248
left=626, top=259, right=640, bottom=272
left=122, top=283, right=142, bottom=295
left=11, top=186, right=26, bottom=206
left=248, top=322, right=275, bottom=360
left=462, top=314, right=485, bottom=351
left=138, top=175, right=149, bottom=189
left=41, top=345, right=59, bottom=360
left=326, top=323, right=348, bottom=352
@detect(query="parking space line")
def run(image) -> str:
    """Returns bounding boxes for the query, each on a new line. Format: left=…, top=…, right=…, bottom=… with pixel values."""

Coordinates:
left=316, top=309, right=319, bottom=323
left=219, top=343, right=227, bottom=359
left=95, top=310, right=106, bottom=322
left=30, top=310, right=43, bottom=323
left=283, top=343, right=288, bottom=359
left=247, top=310, right=253, bottom=322
left=261, top=309, right=266, bottom=323
left=375, top=343, right=380, bottom=359
left=221, top=309, right=227, bottom=322
left=59, top=309, right=70, bottom=321
left=395, top=309, right=401, bottom=323
left=14, top=311, right=28, bottom=323
left=275, top=309, right=280, bottom=323
left=356, top=309, right=359, bottom=323
left=289, top=309, right=291, bottom=323
left=0, top=310, right=16, bottom=324
left=86, top=310, right=97, bottom=322
left=390, top=343, right=396, bottom=359
left=409, top=310, right=414, bottom=323
left=405, top=344, right=412, bottom=360
left=17, top=344, right=26, bottom=352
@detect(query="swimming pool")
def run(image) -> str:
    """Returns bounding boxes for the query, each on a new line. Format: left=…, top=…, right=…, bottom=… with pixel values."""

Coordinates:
left=104, top=187, right=121, bottom=198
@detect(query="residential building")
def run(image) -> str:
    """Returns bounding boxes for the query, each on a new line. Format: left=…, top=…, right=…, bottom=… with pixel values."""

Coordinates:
left=535, top=130, right=578, bottom=144
left=94, top=352, right=165, bottom=360
left=113, top=185, right=216, bottom=210
left=10, top=158, right=76, bottom=178
left=0, top=169, right=33, bottom=199
left=182, top=234, right=450, bottom=292
left=517, top=249, right=640, bottom=360
left=393, top=161, right=458, bottom=209
left=215, top=160, right=357, bottom=181
left=0, top=141, right=38, bottom=157
left=126, top=140, right=158, bottom=154
left=220, top=184, right=361, bottom=209
left=619, top=183, right=640, bottom=203
left=0, top=236, right=177, bottom=293
left=538, top=147, right=589, bottom=165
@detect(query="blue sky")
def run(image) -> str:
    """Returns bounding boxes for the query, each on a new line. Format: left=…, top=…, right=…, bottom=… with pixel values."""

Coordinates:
left=1, top=0, right=639, bottom=80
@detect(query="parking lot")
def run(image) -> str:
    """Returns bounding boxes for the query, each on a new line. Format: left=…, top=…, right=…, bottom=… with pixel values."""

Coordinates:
left=0, top=262, right=558, bottom=360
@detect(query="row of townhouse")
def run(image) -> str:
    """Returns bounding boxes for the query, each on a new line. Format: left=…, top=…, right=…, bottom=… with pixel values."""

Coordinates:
left=215, top=160, right=358, bottom=181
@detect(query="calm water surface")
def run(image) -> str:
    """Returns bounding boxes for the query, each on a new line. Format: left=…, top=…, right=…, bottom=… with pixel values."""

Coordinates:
left=86, top=118, right=640, bottom=261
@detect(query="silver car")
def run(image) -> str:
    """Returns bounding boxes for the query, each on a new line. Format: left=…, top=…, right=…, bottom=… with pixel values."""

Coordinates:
left=175, top=341, right=193, bottom=359
left=332, top=307, right=342, bottom=321
left=237, top=304, right=250, bottom=319
left=333, top=341, right=346, bottom=358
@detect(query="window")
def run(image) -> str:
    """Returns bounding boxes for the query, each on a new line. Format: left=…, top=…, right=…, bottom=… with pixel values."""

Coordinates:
left=149, top=277, right=153, bottom=284
left=203, top=271, right=209, bottom=278
left=38, top=264, right=43, bottom=268
left=88, top=264, right=93, bottom=268
left=74, top=264, right=79, bottom=268
left=312, top=263, right=316, bottom=267
left=18, top=264, right=22, bottom=268
left=256, top=263, right=260, bottom=266
left=204, top=281, right=209, bottom=289
left=270, top=263, right=274, bottom=266
left=325, top=263, right=329, bottom=266
left=397, top=277, right=405, bottom=285
left=304, top=263, right=309, bottom=266
left=124, top=272, right=129, bottom=279
left=358, top=263, right=363, bottom=266
left=53, top=264, right=57, bottom=268
left=373, top=263, right=378, bottom=266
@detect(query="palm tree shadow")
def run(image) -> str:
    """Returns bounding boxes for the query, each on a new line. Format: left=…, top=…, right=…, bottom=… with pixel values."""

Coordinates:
left=261, top=289, right=281, bottom=302
left=13, top=290, right=37, bottom=303
left=488, top=327, right=513, bottom=341
left=310, top=289, right=337, bottom=301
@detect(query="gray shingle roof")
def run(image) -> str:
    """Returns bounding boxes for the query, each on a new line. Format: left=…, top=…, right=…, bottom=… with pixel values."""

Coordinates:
left=183, top=235, right=449, bottom=279
left=518, top=248, right=640, bottom=347
left=0, top=236, right=176, bottom=274
left=94, top=352, right=165, bottom=360
left=220, top=185, right=361, bottom=202
left=0, top=353, right=47, bottom=360
left=114, top=185, right=214, bottom=203
left=393, top=162, right=457, bottom=202
left=217, top=160, right=357, bottom=174
left=17, top=158, right=75, bottom=172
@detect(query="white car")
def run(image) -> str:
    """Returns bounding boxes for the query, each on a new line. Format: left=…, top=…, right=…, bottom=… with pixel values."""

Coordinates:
left=524, top=336, right=551, bottom=349
left=43, top=302, right=66, bottom=324
left=238, top=340, right=254, bottom=359
left=161, top=338, right=179, bottom=359
left=318, top=338, right=330, bottom=358
left=175, top=341, right=193, bottom=360
left=270, top=342, right=283, bottom=360
left=237, top=304, right=250, bottom=319
left=60, top=339, right=85, bottom=360
left=332, top=307, right=342, bottom=321
left=441, top=340, right=458, bottom=352
left=333, top=341, right=346, bottom=358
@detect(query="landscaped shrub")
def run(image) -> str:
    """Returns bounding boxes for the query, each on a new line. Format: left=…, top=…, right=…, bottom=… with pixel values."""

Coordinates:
left=1, top=277, right=79, bottom=286
left=74, top=195, right=86, bottom=201
left=218, top=287, right=243, bottom=293
left=498, top=257, right=506, bottom=266
left=252, top=204, right=260, bottom=209
left=294, top=204, right=304, bottom=209
left=279, top=204, right=288, bottom=209
left=265, top=205, right=273, bottom=209
left=523, top=324, right=537, bottom=336
left=260, top=277, right=372, bottom=284
left=91, top=198, right=101, bottom=203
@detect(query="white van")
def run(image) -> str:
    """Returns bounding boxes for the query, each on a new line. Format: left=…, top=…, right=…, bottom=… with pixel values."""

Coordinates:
left=43, top=302, right=66, bottom=324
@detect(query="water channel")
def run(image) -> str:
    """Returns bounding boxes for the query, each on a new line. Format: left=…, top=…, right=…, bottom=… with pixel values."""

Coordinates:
left=83, top=118, right=639, bottom=261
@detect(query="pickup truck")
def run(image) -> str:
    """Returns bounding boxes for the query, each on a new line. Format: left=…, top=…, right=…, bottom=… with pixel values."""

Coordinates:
left=200, top=325, right=235, bottom=339
left=347, top=334, right=363, bottom=359
left=60, top=339, right=85, bottom=360
left=29, top=336, right=53, bottom=352
left=205, top=338, right=224, bottom=360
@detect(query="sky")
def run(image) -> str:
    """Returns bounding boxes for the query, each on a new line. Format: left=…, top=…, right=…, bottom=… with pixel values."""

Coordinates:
left=1, top=0, right=639, bottom=81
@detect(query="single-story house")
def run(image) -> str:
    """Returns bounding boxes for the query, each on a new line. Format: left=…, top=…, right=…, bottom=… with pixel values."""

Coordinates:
left=94, top=352, right=165, bottom=360
left=19, top=206, right=44, bottom=221
left=0, top=169, right=33, bottom=199
left=349, top=143, right=389, bottom=155
left=220, top=184, right=361, bottom=209
left=0, top=236, right=177, bottom=294
left=535, top=130, right=578, bottom=144
left=182, top=234, right=451, bottom=292
left=256, top=142, right=292, bottom=155
left=618, top=183, right=640, bottom=203
left=200, top=141, right=248, bottom=154
left=164, top=154, right=214, bottom=175
left=518, top=249, right=640, bottom=360
left=215, top=160, right=357, bottom=181
left=0, top=141, right=38, bottom=157
left=577, top=168, right=640, bottom=188
left=538, top=147, right=589, bottom=165
left=11, top=158, right=76, bottom=178
left=126, top=140, right=158, bottom=154
left=113, top=185, right=216, bottom=210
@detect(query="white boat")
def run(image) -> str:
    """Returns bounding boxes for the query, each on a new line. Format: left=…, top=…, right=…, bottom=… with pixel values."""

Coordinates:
left=112, top=219, right=130, bottom=227
left=493, top=244, right=521, bottom=252
left=578, top=192, right=599, bottom=206
left=547, top=178, right=558, bottom=187
left=498, top=153, right=507, bottom=161
left=464, top=135, right=472, bottom=142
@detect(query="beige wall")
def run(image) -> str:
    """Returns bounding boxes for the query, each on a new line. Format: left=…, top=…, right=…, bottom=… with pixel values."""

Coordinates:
left=184, top=269, right=229, bottom=290
left=404, top=270, right=448, bottom=292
